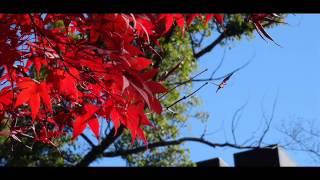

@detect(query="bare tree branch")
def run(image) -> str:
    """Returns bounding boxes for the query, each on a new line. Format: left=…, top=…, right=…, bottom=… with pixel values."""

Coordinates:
left=194, top=33, right=226, bottom=59
left=102, top=137, right=262, bottom=158
left=210, top=48, right=226, bottom=79
left=257, top=92, right=278, bottom=146
left=99, top=94, right=281, bottom=163
left=231, top=101, right=248, bottom=144
left=280, top=128, right=320, bottom=161
left=278, top=119, right=320, bottom=162
left=76, top=126, right=124, bottom=167
left=200, top=121, right=209, bottom=139
left=198, top=29, right=208, bottom=47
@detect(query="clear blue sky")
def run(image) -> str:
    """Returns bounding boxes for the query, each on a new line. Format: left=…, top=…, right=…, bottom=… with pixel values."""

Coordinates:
left=90, top=14, right=320, bottom=166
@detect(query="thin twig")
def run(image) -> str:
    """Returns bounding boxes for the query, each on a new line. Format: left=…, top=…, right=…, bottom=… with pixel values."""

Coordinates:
left=210, top=48, right=226, bottom=79
left=231, top=101, right=248, bottom=144
left=257, top=91, right=278, bottom=146
left=159, top=68, right=208, bottom=99
left=170, top=53, right=254, bottom=85
left=166, top=82, right=208, bottom=110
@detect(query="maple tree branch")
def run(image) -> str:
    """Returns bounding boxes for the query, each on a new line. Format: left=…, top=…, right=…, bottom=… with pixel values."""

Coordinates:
left=76, top=125, right=124, bottom=167
left=194, top=32, right=226, bottom=59
left=81, top=134, right=96, bottom=148
left=102, top=137, right=261, bottom=158
left=101, top=96, right=281, bottom=159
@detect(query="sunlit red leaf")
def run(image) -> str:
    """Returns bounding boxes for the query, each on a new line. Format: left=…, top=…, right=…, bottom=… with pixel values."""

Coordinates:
left=73, top=104, right=99, bottom=140
left=0, top=13, right=279, bottom=147
left=88, top=117, right=100, bottom=140
left=145, top=81, right=167, bottom=94
left=14, top=79, right=52, bottom=121
left=129, top=57, right=153, bottom=71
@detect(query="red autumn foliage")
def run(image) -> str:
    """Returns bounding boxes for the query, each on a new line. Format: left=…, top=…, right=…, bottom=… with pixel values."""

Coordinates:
left=0, top=13, right=274, bottom=147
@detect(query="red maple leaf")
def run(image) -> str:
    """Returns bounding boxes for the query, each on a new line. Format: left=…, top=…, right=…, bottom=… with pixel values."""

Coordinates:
left=0, top=13, right=282, bottom=147
left=14, top=78, right=52, bottom=121
left=73, top=104, right=100, bottom=140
